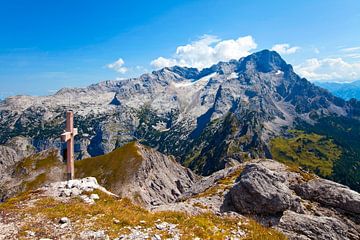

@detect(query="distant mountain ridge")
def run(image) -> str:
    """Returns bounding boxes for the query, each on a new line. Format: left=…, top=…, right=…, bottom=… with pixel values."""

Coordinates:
left=0, top=49, right=359, bottom=191
left=315, top=80, right=360, bottom=100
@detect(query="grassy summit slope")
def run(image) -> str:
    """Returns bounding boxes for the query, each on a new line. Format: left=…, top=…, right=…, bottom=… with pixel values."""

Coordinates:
left=75, top=141, right=143, bottom=191
left=0, top=190, right=286, bottom=240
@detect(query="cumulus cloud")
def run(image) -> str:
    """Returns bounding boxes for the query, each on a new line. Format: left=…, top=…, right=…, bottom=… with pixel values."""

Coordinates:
left=295, top=58, right=360, bottom=82
left=151, top=57, right=178, bottom=69
left=150, top=35, right=257, bottom=69
left=271, top=43, right=300, bottom=55
left=107, top=58, right=128, bottom=73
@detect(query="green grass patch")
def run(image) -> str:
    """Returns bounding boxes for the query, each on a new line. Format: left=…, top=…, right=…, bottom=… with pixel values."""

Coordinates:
left=75, top=142, right=143, bottom=192
left=270, top=130, right=341, bottom=177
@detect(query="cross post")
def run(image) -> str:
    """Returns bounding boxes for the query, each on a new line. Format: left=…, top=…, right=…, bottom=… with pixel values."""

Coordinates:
left=61, top=110, right=78, bottom=180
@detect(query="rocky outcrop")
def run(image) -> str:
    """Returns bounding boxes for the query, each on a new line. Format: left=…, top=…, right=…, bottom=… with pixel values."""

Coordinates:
left=227, top=160, right=360, bottom=240
left=278, top=210, right=357, bottom=240
left=75, top=142, right=199, bottom=207
left=229, top=162, right=303, bottom=214
left=0, top=145, right=18, bottom=173
left=294, top=178, right=360, bottom=215
left=127, top=144, right=198, bottom=206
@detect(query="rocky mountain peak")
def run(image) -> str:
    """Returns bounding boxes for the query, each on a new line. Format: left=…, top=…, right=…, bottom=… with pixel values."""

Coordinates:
left=238, top=49, right=292, bottom=73
left=166, top=66, right=200, bottom=80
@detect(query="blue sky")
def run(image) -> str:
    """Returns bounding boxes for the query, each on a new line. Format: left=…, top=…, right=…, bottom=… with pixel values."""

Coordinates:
left=1, top=0, right=360, bottom=98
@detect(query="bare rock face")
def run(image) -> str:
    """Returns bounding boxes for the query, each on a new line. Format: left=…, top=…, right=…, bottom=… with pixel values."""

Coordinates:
left=127, top=144, right=198, bottom=206
left=294, top=178, right=360, bottom=215
left=5, top=136, right=36, bottom=159
left=229, top=161, right=303, bottom=214
left=0, top=145, right=18, bottom=173
left=278, top=210, right=357, bottom=240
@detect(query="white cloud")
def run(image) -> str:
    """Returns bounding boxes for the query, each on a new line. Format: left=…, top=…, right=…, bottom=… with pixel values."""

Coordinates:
left=295, top=57, right=360, bottom=82
left=345, top=53, right=360, bottom=59
left=151, top=57, right=178, bottom=69
left=341, top=46, right=360, bottom=52
left=150, top=35, right=257, bottom=69
left=107, top=58, right=128, bottom=74
left=271, top=43, right=300, bottom=55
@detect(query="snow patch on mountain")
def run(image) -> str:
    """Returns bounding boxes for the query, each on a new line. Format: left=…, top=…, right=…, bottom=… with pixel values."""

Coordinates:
left=173, top=72, right=217, bottom=88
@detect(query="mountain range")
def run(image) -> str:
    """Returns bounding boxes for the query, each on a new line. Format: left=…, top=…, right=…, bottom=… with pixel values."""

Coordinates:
left=0, top=50, right=359, bottom=192
left=315, top=80, right=360, bottom=100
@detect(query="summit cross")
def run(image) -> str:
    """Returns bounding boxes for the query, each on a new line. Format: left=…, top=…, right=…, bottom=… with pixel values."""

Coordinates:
left=61, top=110, right=78, bottom=180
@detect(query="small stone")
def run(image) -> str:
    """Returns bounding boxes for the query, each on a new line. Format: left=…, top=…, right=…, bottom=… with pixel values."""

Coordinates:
left=80, top=230, right=109, bottom=240
left=71, top=188, right=82, bottom=196
left=80, top=195, right=95, bottom=204
left=139, top=220, right=146, bottom=224
left=152, top=234, right=161, bottom=240
left=60, top=189, right=72, bottom=197
left=113, top=219, right=120, bottom=224
left=168, top=223, right=177, bottom=230
left=90, top=193, right=100, bottom=200
left=26, top=231, right=35, bottom=237
left=155, top=222, right=168, bottom=230
left=60, top=223, right=68, bottom=229
left=59, top=217, right=70, bottom=224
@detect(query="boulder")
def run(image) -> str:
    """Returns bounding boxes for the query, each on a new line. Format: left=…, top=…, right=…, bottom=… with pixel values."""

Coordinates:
left=229, top=162, right=303, bottom=214
left=293, top=178, right=360, bottom=215
left=278, top=210, right=358, bottom=240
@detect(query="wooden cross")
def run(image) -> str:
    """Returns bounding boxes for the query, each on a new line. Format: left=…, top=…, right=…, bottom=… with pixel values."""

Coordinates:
left=61, top=111, right=78, bottom=180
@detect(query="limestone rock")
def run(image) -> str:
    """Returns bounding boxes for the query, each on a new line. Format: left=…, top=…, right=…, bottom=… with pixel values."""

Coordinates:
left=80, top=230, right=109, bottom=240
left=293, top=178, right=360, bottom=215
left=278, top=210, right=358, bottom=240
left=90, top=193, right=100, bottom=200
left=229, top=161, right=303, bottom=214
left=41, top=177, right=117, bottom=201
left=59, top=217, right=70, bottom=224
